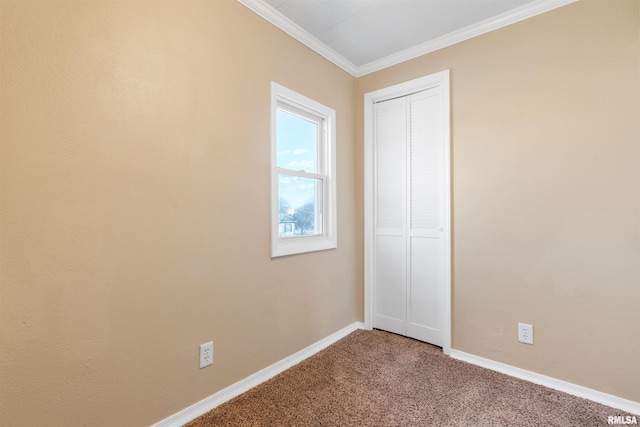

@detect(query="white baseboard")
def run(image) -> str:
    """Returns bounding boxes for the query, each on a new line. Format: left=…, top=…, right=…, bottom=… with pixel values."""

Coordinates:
left=151, top=322, right=365, bottom=427
left=450, top=350, right=640, bottom=415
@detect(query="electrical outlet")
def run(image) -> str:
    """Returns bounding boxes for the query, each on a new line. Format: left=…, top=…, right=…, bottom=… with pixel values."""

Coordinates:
left=200, top=341, right=214, bottom=368
left=518, top=323, right=534, bottom=345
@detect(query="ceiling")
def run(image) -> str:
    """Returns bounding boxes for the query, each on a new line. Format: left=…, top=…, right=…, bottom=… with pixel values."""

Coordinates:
left=237, top=0, right=575, bottom=77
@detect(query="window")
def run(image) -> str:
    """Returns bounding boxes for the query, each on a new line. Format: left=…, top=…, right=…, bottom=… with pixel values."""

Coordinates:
left=270, top=82, right=336, bottom=257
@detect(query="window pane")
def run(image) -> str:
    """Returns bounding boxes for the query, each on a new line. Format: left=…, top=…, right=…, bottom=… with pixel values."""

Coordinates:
left=278, top=174, right=322, bottom=238
left=276, top=109, right=318, bottom=173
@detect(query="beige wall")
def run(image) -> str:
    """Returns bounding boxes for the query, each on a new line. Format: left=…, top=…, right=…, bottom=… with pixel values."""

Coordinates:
left=0, top=1, right=357, bottom=426
left=355, top=0, right=639, bottom=402
left=2, top=0, right=639, bottom=425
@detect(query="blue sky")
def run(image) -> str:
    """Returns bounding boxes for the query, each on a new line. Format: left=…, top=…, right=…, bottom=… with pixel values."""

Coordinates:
left=277, top=110, right=318, bottom=210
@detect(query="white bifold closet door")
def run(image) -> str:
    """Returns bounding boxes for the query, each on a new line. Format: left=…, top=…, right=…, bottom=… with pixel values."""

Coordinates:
left=373, top=87, right=444, bottom=346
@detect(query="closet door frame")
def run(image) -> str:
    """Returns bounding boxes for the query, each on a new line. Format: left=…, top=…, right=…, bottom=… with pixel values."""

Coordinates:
left=364, top=70, right=451, bottom=355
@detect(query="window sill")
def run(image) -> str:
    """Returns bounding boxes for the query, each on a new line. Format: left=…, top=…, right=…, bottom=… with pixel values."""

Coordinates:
left=271, top=235, right=337, bottom=258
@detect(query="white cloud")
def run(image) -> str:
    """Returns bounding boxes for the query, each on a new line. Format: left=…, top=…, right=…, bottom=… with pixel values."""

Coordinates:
left=286, top=160, right=314, bottom=170
left=296, top=183, right=315, bottom=191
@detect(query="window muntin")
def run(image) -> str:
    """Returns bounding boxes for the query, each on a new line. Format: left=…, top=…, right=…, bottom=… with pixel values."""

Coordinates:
left=271, top=82, right=336, bottom=257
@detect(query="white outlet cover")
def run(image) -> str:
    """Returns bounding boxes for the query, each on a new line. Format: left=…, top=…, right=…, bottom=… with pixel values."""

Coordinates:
left=518, top=323, right=534, bottom=345
left=200, top=341, right=214, bottom=368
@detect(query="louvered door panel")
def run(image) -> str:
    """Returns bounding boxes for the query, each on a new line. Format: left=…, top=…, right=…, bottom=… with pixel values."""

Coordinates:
left=373, top=97, right=406, bottom=335
left=375, top=98, right=406, bottom=231
left=410, top=88, right=442, bottom=234
left=407, top=88, right=444, bottom=345
left=372, top=86, right=445, bottom=347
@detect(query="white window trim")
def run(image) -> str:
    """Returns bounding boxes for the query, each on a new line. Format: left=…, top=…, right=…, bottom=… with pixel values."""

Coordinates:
left=270, top=82, right=337, bottom=257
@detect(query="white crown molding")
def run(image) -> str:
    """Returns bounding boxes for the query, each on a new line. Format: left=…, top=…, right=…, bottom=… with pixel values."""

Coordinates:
left=238, top=0, right=577, bottom=78
left=237, top=0, right=359, bottom=76
left=356, top=0, right=578, bottom=77
left=151, top=322, right=365, bottom=427
left=451, top=350, right=640, bottom=416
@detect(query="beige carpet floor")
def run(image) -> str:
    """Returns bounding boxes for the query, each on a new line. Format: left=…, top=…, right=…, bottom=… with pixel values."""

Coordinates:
left=184, top=329, right=634, bottom=426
